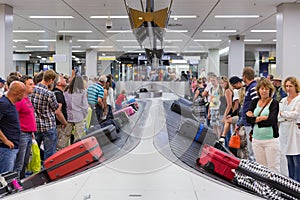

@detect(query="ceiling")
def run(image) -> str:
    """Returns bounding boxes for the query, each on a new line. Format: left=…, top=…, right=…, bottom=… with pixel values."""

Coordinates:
left=1, top=0, right=299, bottom=59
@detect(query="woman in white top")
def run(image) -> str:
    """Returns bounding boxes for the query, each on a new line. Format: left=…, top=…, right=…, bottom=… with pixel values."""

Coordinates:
left=278, top=76, right=300, bottom=182
left=105, top=77, right=115, bottom=120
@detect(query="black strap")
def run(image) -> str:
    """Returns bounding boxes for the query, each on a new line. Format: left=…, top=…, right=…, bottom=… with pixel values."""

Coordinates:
left=257, top=98, right=272, bottom=117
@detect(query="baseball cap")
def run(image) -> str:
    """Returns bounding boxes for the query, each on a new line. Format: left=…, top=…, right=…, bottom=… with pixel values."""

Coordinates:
left=0, top=77, right=6, bottom=84
left=229, top=76, right=243, bottom=85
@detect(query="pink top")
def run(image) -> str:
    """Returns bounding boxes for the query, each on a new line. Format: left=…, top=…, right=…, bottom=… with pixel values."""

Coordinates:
left=115, top=93, right=126, bottom=105
left=15, top=97, right=37, bottom=132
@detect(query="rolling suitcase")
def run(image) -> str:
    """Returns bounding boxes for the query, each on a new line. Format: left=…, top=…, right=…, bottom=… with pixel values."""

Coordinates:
left=120, top=106, right=135, bottom=116
left=236, top=159, right=300, bottom=199
left=198, top=144, right=240, bottom=181
left=0, top=172, right=21, bottom=196
left=21, top=169, right=50, bottom=190
left=100, top=119, right=120, bottom=133
left=177, top=118, right=218, bottom=146
left=83, top=124, right=119, bottom=146
left=171, top=100, right=196, bottom=119
left=113, top=110, right=130, bottom=124
left=178, top=97, right=193, bottom=107
left=44, top=136, right=102, bottom=180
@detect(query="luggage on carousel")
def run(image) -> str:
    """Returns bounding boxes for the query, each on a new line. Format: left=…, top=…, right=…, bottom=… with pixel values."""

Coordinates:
left=82, top=124, right=119, bottom=146
left=113, top=110, right=130, bottom=124
left=198, top=144, right=240, bottom=181
left=0, top=171, right=21, bottom=196
left=100, top=118, right=121, bottom=133
left=235, top=159, right=300, bottom=200
left=177, top=118, right=218, bottom=146
left=171, top=100, right=196, bottom=119
left=21, top=169, right=50, bottom=190
left=120, top=106, right=135, bottom=116
left=127, top=102, right=139, bottom=111
left=178, top=97, right=193, bottom=107
left=44, top=136, right=102, bottom=180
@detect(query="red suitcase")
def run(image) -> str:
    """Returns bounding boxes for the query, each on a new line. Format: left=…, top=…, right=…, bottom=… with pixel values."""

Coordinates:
left=44, top=136, right=102, bottom=180
left=198, top=144, right=240, bottom=181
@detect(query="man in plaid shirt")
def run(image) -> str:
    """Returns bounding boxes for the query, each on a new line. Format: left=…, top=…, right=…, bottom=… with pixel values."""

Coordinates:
left=30, top=70, right=67, bottom=160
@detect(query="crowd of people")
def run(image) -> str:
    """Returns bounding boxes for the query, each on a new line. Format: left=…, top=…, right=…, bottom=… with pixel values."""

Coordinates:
left=0, top=70, right=128, bottom=179
left=190, top=67, right=300, bottom=183
left=0, top=67, right=299, bottom=184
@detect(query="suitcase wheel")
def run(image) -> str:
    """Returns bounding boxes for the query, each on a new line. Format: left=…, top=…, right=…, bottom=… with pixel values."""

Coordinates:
left=92, top=155, right=99, bottom=162
left=203, top=161, right=215, bottom=173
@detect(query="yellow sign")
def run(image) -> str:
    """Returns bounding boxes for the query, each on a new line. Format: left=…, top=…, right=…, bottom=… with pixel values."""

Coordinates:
left=98, top=56, right=116, bottom=61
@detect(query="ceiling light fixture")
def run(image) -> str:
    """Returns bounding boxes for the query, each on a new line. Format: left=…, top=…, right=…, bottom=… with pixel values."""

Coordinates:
left=77, top=39, right=105, bottom=42
left=116, top=40, right=137, bottom=42
left=215, top=15, right=260, bottom=18
left=39, top=39, right=56, bottom=42
left=170, top=15, right=197, bottom=19
left=13, top=39, right=28, bottom=42
left=202, top=30, right=237, bottom=33
left=250, top=30, right=276, bottom=33
left=72, top=46, right=81, bottom=48
left=244, top=39, right=262, bottom=42
left=29, top=16, right=74, bottom=19
left=90, top=16, right=128, bottom=19
left=194, top=39, right=222, bottom=42
left=166, top=30, right=188, bottom=33
left=58, top=30, right=92, bottom=33
left=106, top=30, right=131, bottom=33
left=72, top=50, right=85, bottom=52
left=90, top=46, right=113, bottom=48
left=273, top=39, right=277, bottom=42
left=13, top=30, right=45, bottom=33
left=25, top=46, right=48, bottom=48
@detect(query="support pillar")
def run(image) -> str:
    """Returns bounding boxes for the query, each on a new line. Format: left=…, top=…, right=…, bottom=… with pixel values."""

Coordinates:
left=276, top=3, right=300, bottom=79
left=86, top=49, right=97, bottom=78
left=228, top=35, right=245, bottom=77
left=208, top=48, right=220, bottom=76
left=0, top=4, right=13, bottom=77
left=55, top=35, right=72, bottom=75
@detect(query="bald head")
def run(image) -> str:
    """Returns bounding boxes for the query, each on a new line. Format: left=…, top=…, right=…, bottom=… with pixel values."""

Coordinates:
left=7, top=81, right=26, bottom=103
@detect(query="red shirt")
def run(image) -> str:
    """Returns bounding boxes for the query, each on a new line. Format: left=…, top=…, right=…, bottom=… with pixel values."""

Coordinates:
left=115, top=94, right=126, bottom=106
left=15, top=97, right=37, bottom=132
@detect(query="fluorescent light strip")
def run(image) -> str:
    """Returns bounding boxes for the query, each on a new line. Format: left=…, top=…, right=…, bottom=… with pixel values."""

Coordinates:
left=127, top=50, right=145, bottom=53
left=13, top=30, right=45, bottom=33
left=25, top=46, right=48, bottom=48
left=13, top=39, right=28, bottom=42
left=58, top=30, right=92, bottom=33
left=170, top=15, right=197, bottom=19
left=251, top=30, right=276, bottom=33
left=116, top=40, right=137, bottom=42
left=90, top=46, right=113, bottom=48
left=194, top=39, right=222, bottom=42
left=164, top=39, right=183, bottom=42
left=39, top=39, right=56, bottom=42
left=77, top=39, right=105, bottom=42
left=215, top=15, right=260, bottom=18
left=166, top=30, right=188, bottom=33
left=72, top=46, right=81, bottom=48
left=13, top=46, right=16, bottom=48
left=202, top=30, right=236, bottom=33
left=30, top=16, right=74, bottom=19
left=183, top=50, right=205, bottom=53
left=106, top=30, right=131, bottom=33
left=72, top=50, right=85, bottom=52
left=90, top=16, right=128, bottom=19
left=273, top=39, right=277, bottom=42
left=123, top=46, right=142, bottom=49
left=244, top=39, right=262, bottom=42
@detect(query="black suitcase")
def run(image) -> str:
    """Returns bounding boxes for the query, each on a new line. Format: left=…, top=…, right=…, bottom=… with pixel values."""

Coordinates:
left=171, top=100, right=196, bottom=119
left=178, top=97, right=193, bottom=106
left=0, top=171, right=21, bottom=196
left=21, top=169, right=50, bottom=190
left=177, top=118, right=218, bottom=146
left=236, top=159, right=300, bottom=199
left=100, top=119, right=120, bottom=133
left=83, top=124, right=119, bottom=146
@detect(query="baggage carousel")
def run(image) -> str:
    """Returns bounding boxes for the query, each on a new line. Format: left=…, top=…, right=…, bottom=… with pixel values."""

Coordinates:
left=4, top=94, right=262, bottom=200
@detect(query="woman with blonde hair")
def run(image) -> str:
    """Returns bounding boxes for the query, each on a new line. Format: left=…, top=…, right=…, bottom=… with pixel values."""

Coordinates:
left=278, top=76, right=300, bottom=182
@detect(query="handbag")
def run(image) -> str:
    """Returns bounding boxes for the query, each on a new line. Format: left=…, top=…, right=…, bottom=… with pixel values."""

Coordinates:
left=27, top=139, right=41, bottom=173
left=229, top=131, right=241, bottom=149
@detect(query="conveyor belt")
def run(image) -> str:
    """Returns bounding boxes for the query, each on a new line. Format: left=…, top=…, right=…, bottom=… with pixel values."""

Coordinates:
left=154, top=100, right=261, bottom=197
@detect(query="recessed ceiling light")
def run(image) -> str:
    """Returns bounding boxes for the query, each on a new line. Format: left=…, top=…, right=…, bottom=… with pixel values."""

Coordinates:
left=25, top=46, right=48, bottom=48
left=244, top=39, right=262, bottom=42
left=215, top=15, right=260, bottom=18
left=13, top=39, right=28, bottom=42
left=194, top=39, right=222, bottom=42
left=250, top=30, right=276, bottom=33
left=106, top=30, right=131, bottom=33
left=13, top=30, right=45, bottom=33
left=39, top=39, right=56, bottom=42
left=166, top=30, right=188, bottom=33
left=77, top=39, right=105, bottom=42
left=90, top=46, right=113, bottom=48
left=202, top=30, right=237, bottom=33
left=29, top=16, right=74, bottom=19
left=58, top=30, right=92, bottom=33
left=90, top=16, right=128, bottom=19
left=170, top=15, right=197, bottom=19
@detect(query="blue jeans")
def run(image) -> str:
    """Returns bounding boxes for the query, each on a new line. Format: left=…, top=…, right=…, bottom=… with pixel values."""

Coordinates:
left=0, top=148, right=18, bottom=173
left=35, top=127, right=57, bottom=160
left=286, top=154, right=300, bottom=182
left=13, top=132, right=32, bottom=179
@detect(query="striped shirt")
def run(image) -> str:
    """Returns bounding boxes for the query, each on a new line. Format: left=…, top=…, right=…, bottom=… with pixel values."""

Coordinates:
left=30, top=83, right=59, bottom=132
left=242, top=80, right=258, bottom=126
left=87, top=82, right=104, bottom=104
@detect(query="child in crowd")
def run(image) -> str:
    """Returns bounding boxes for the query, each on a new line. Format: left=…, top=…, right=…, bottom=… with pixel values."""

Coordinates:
left=115, top=89, right=127, bottom=111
